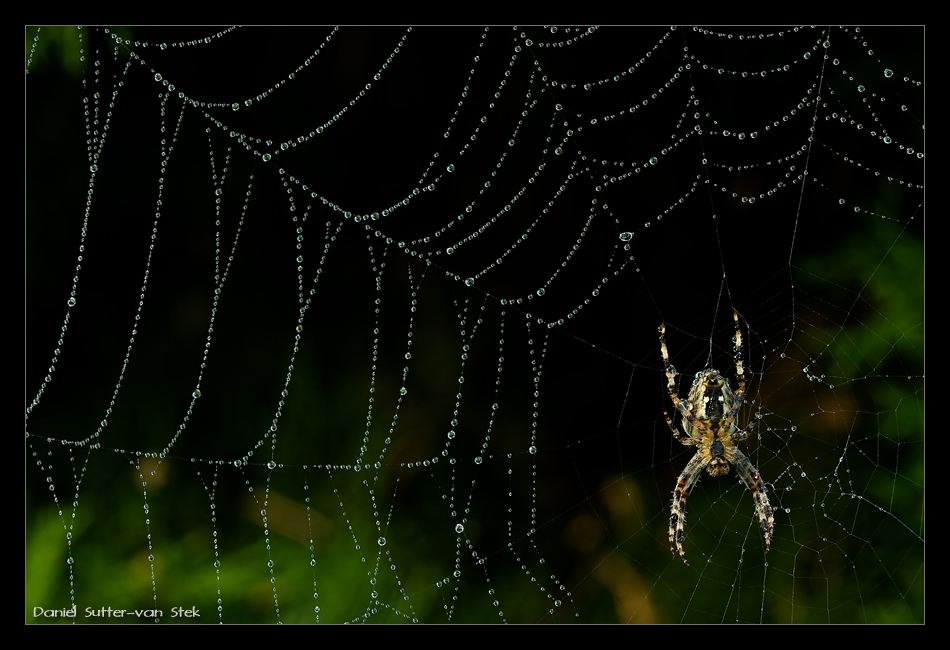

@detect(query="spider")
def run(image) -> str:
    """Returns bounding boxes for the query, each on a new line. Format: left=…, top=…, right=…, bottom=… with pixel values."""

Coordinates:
left=659, top=311, right=774, bottom=565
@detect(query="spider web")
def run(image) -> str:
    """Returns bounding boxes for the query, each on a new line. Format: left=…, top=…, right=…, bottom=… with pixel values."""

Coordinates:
left=26, top=26, right=924, bottom=623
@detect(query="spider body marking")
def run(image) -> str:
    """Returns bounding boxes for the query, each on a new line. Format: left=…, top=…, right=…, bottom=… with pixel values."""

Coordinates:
left=659, top=311, right=774, bottom=565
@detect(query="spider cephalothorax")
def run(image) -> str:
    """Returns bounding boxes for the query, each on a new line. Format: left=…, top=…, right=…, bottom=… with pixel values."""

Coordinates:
left=659, top=312, right=774, bottom=565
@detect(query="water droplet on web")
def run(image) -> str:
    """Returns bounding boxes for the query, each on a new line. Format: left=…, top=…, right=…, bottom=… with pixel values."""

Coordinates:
left=378, top=536, right=387, bottom=546
left=455, top=524, right=465, bottom=534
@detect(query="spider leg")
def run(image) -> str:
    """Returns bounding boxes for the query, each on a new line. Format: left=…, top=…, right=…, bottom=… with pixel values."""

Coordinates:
left=664, top=407, right=692, bottom=444
left=732, top=448, right=774, bottom=553
left=723, top=311, right=746, bottom=434
left=659, top=323, right=715, bottom=442
left=732, top=311, right=745, bottom=394
left=670, top=451, right=707, bottom=565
